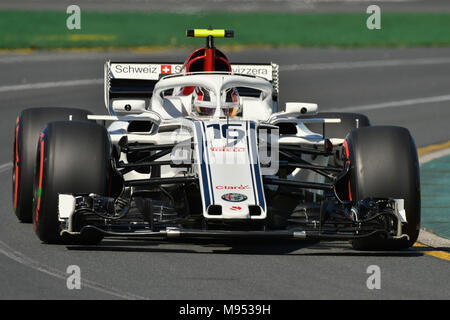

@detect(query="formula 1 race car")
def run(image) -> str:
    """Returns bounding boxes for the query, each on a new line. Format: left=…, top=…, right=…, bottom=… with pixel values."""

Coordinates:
left=12, top=29, right=420, bottom=250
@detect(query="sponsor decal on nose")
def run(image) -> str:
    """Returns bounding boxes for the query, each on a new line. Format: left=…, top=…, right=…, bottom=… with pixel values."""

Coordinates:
left=210, top=147, right=246, bottom=152
left=215, top=185, right=251, bottom=190
left=221, top=193, right=248, bottom=202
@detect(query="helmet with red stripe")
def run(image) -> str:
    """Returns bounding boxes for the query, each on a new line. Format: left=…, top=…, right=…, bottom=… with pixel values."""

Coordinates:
left=191, top=86, right=241, bottom=117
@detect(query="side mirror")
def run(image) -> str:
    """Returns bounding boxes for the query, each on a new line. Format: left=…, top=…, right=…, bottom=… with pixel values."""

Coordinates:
left=112, top=99, right=147, bottom=114
left=285, top=102, right=318, bottom=115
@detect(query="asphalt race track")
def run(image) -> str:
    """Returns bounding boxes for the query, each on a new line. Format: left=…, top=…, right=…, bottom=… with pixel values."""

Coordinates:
left=0, top=47, right=449, bottom=299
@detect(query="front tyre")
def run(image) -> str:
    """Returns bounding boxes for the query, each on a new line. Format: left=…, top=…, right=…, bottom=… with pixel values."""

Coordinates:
left=32, top=121, right=111, bottom=244
left=345, top=126, right=421, bottom=250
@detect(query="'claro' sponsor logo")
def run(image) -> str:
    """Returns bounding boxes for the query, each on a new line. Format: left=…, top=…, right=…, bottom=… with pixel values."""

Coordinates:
left=216, top=185, right=251, bottom=190
left=221, top=193, right=248, bottom=202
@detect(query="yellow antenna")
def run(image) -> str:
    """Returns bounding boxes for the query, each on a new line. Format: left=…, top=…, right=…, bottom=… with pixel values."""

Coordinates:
left=186, top=29, right=234, bottom=38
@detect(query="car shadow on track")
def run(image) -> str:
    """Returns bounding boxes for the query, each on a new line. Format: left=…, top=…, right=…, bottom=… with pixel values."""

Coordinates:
left=65, top=238, right=427, bottom=257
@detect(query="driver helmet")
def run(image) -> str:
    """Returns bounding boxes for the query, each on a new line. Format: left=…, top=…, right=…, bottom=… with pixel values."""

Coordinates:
left=221, top=87, right=241, bottom=117
left=192, top=86, right=241, bottom=117
left=192, top=87, right=217, bottom=116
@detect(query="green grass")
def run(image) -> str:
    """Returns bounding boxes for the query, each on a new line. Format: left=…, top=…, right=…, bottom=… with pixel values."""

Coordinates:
left=1, top=10, right=450, bottom=49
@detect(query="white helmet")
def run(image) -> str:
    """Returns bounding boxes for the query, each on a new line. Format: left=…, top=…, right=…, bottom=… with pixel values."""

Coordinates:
left=192, top=87, right=217, bottom=116
left=221, top=87, right=241, bottom=117
left=192, top=87, right=241, bottom=117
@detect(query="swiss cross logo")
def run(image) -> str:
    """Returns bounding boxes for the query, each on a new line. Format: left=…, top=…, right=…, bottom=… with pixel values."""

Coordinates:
left=161, top=65, right=171, bottom=74
left=230, top=206, right=242, bottom=211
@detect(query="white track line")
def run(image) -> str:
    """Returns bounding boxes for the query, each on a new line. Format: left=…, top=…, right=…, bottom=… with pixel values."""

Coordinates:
left=0, top=164, right=144, bottom=299
left=0, top=161, right=146, bottom=299
left=280, top=56, right=450, bottom=72
left=0, top=162, right=12, bottom=174
left=420, top=148, right=450, bottom=165
left=0, top=79, right=102, bottom=93
left=0, top=54, right=103, bottom=64
left=332, top=94, right=450, bottom=112
left=0, top=239, right=147, bottom=300
left=0, top=55, right=448, bottom=93
left=1, top=54, right=449, bottom=69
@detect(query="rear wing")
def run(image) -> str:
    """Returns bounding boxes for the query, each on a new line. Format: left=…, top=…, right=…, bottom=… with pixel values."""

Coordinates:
left=104, top=61, right=279, bottom=115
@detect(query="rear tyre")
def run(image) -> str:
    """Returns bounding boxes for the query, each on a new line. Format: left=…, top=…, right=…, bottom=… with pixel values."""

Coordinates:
left=32, top=121, right=110, bottom=244
left=345, top=126, right=421, bottom=250
left=13, top=107, right=93, bottom=222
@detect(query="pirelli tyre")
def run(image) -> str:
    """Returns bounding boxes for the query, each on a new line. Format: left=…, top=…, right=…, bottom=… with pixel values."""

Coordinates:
left=13, top=107, right=93, bottom=223
left=345, top=126, right=421, bottom=250
left=32, top=121, right=110, bottom=244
